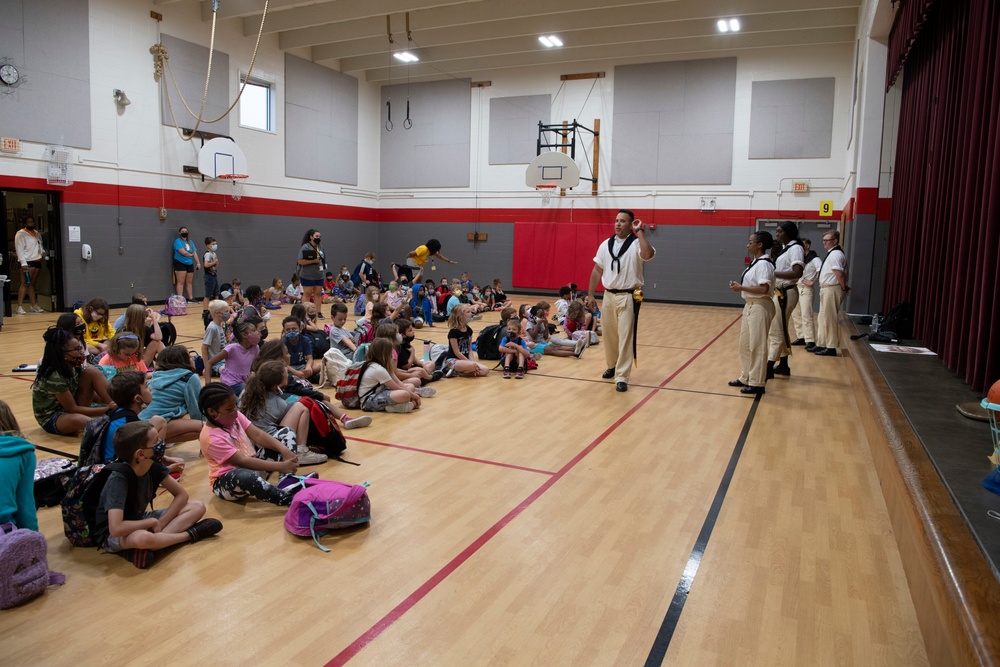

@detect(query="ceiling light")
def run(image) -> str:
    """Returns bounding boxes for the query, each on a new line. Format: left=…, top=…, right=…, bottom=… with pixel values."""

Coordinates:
left=729, top=19, right=740, bottom=31
left=538, top=35, right=563, bottom=48
left=393, top=51, right=419, bottom=63
left=717, top=20, right=729, bottom=33
left=549, top=36, right=563, bottom=47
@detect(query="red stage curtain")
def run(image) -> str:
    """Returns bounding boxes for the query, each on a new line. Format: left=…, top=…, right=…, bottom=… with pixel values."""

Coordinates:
left=883, top=0, right=1000, bottom=391
left=886, top=0, right=939, bottom=91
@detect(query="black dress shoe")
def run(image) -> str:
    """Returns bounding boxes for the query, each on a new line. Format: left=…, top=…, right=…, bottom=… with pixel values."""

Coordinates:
left=791, top=338, right=806, bottom=346
left=805, top=343, right=817, bottom=352
left=814, top=348, right=838, bottom=356
left=602, top=368, right=615, bottom=379
left=728, top=379, right=747, bottom=387
left=616, top=382, right=628, bottom=392
left=740, top=385, right=765, bottom=395
left=812, top=347, right=828, bottom=354
left=772, top=365, right=791, bottom=376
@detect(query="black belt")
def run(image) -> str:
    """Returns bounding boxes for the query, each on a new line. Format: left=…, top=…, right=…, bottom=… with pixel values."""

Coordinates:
left=605, top=287, right=639, bottom=294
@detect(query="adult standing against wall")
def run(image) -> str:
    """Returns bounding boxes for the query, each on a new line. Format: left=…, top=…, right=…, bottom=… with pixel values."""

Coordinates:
left=296, top=229, right=327, bottom=316
left=392, top=239, right=457, bottom=285
left=728, top=231, right=776, bottom=396
left=813, top=231, right=849, bottom=357
left=790, top=238, right=822, bottom=352
left=768, top=221, right=804, bottom=378
left=172, top=226, right=200, bottom=302
left=586, top=209, right=655, bottom=392
left=14, top=215, right=47, bottom=315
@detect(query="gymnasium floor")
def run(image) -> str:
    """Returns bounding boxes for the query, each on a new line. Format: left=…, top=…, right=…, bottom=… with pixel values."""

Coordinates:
left=1, top=300, right=927, bottom=665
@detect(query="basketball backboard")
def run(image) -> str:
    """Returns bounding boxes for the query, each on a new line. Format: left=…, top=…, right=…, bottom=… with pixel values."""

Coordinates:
left=197, top=137, right=248, bottom=179
left=525, top=151, right=581, bottom=189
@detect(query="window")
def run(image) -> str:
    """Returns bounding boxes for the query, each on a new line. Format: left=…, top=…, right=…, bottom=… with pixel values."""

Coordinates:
left=239, top=75, right=273, bottom=132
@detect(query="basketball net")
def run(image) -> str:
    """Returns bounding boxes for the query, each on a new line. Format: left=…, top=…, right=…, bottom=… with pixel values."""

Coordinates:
left=536, top=184, right=556, bottom=206
left=218, top=174, right=248, bottom=201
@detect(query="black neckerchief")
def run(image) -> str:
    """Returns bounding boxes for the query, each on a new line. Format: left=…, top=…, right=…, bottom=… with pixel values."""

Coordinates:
left=820, top=245, right=844, bottom=273
left=607, top=233, right=638, bottom=273
left=804, top=250, right=818, bottom=263
left=777, top=238, right=801, bottom=258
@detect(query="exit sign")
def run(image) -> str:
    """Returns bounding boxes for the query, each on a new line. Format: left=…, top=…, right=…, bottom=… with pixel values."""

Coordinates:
left=792, top=181, right=809, bottom=193
left=1, top=137, right=21, bottom=154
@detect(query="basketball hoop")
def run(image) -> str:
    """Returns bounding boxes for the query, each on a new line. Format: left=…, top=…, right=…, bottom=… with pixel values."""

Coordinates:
left=536, top=184, right=557, bottom=206
left=217, top=174, right=248, bottom=201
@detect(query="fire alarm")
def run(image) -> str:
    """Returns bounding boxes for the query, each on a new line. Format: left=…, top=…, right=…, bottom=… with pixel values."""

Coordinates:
left=158, top=207, right=168, bottom=221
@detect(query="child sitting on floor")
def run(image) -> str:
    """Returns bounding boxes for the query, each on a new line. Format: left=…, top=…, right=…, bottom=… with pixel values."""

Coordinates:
left=442, top=305, right=490, bottom=377
left=359, top=339, right=423, bottom=414
left=98, top=332, right=149, bottom=375
left=198, top=383, right=301, bottom=506
left=0, top=400, right=38, bottom=531
left=137, top=346, right=207, bottom=445
left=105, top=371, right=187, bottom=474
left=500, top=317, right=531, bottom=379
left=207, top=320, right=260, bottom=395
left=95, top=421, right=221, bottom=569
left=285, top=274, right=303, bottom=305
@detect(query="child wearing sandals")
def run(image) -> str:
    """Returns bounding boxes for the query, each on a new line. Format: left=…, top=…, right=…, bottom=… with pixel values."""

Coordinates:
left=442, top=305, right=490, bottom=377
left=500, top=317, right=531, bottom=379
left=198, top=384, right=301, bottom=506
left=359, top=338, right=423, bottom=414
left=95, top=421, right=221, bottom=569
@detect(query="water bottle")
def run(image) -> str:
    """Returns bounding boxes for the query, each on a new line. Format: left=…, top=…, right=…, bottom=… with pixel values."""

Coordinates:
left=24, top=269, right=30, bottom=286
left=870, top=314, right=881, bottom=334
left=423, top=340, right=431, bottom=361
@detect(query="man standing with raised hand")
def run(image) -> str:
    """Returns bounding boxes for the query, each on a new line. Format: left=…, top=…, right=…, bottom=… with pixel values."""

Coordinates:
left=587, top=209, right=655, bottom=392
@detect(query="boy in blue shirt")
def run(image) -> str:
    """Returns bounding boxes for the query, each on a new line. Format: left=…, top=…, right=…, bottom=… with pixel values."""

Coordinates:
left=499, top=317, right=531, bottom=379
left=281, top=316, right=318, bottom=383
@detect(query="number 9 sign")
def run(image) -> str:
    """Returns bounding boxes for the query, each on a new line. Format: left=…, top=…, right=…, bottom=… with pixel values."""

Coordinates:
left=819, top=200, right=834, bottom=217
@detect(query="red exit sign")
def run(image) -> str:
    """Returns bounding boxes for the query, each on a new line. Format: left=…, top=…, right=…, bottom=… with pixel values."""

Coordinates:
left=792, top=181, right=809, bottom=193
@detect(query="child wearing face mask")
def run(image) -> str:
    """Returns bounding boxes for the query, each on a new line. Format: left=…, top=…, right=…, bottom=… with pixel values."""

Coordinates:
left=94, top=420, right=220, bottom=569
left=207, top=321, right=261, bottom=395
left=104, top=371, right=185, bottom=475
left=198, top=383, right=301, bottom=507
left=202, top=237, right=220, bottom=320
left=281, top=316, right=319, bottom=383
left=74, top=297, right=115, bottom=356
left=98, top=332, right=149, bottom=375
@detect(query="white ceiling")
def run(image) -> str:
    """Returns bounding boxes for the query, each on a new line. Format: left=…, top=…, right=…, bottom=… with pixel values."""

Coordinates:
left=176, top=0, right=861, bottom=84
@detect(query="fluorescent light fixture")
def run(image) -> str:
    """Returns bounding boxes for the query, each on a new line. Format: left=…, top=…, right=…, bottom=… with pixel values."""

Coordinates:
left=718, top=18, right=740, bottom=32
left=717, top=19, right=729, bottom=32
left=729, top=19, right=740, bottom=31
left=393, top=51, right=419, bottom=63
left=538, top=35, right=563, bottom=48
left=549, top=35, right=563, bottom=47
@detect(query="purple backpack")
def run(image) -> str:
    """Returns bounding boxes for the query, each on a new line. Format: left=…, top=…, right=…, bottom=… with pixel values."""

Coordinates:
left=283, top=479, right=371, bottom=552
left=0, top=523, right=65, bottom=609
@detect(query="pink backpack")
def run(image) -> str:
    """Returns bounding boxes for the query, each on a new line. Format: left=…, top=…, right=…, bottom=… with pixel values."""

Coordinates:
left=283, top=478, right=371, bottom=552
left=165, top=294, right=187, bottom=316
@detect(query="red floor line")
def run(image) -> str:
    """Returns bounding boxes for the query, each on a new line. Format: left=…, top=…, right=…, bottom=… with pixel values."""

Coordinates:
left=346, top=436, right=556, bottom=476
left=324, top=318, right=737, bottom=667
left=0, top=373, right=36, bottom=383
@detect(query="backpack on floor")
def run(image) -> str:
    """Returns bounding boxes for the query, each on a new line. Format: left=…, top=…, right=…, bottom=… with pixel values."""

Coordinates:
left=334, top=361, right=372, bottom=409
left=159, top=321, right=178, bottom=347
left=352, top=320, right=374, bottom=346
left=0, top=523, right=65, bottom=609
left=33, top=457, right=77, bottom=508
left=283, top=479, right=371, bottom=552
left=165, top=294, right=187, bottom=316
left=318, top=348, right=351, bottom=388
left=475, top=324, right=506, bottom=361
left=298, top=397, right=355, bottom=463
left=880, top=301, right=914, bottom=340
left=61, top=463, right=133, bottom=548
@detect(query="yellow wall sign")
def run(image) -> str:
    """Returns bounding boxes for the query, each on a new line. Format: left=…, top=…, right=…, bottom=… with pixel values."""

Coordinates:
left=819, top=200, right=834, bottom=217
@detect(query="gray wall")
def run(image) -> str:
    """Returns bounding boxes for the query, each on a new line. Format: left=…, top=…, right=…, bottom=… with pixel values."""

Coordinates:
left=285, top=54, right=358, bottom=185
left=380, top=79, right=471, bottom=188
left=845, top=213, right=879, bottom=315
left=489, top=95, right=551, bottom=165
left=377, top=222, right=514, bottom=289
left=159, top=34, right=229, bottom=136
left=60, top=203, right=377, bottom=307
left=640, top=225, right=753, bottom=304
left=749, top=78, right=835, bottom=159
left=1, top=0, right=91, bottom=148
left=612, top=58, right=736, bottom=186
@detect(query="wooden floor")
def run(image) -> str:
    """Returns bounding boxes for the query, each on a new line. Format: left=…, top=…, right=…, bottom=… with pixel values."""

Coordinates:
left=1, top=300, right=928, bottom=666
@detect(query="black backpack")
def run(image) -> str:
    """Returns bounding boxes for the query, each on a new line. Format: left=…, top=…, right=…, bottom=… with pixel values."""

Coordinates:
left=880, top=301, right=914, bottom=340
left=475, top=324, right=506, bottom=361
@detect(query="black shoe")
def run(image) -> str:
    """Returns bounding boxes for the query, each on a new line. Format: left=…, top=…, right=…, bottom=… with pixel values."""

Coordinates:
left=791, top=338, right=806, bottom=346
left=602, top=368, right=615, bottom=379
left=187, top=518, right=223, bottom=543
left=815, top=348, right=838, bottom=356
left=121, top=548, right=156, bottom=569
left=431, top=370, right=444, bottom=382
left=812, top=347, right=828, bottom=354
left=766, top=360, right=775, bottom=380
left=616, top=382, right=628, bottom=392
left=728, top=379, right=747, bottom=387
left=772, top=365, right=791, bottom=376
left=805, top=343, right=817, bottom=352
left=740, top=386, right=765, bottom=395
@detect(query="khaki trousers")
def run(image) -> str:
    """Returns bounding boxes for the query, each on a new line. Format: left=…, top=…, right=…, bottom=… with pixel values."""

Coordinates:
left=816, top=284, right=844, bottom=349
left=790, top=283, right=815, bottom=343
left=739, top=297, right=776, bottom=387
left=768, top=285, right=798, bottom=361
left=601, top=291, right=636, bottom=383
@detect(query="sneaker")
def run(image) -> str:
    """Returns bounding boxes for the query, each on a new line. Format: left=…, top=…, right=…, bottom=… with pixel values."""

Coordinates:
left=531, top=352, right=544, bottom=361
left=515, top=368, right=524, bottom=379
left=443, top=366, right=458, bottom=378
left=503, top=367, right=511, bottom=379
left=186, top=518, right=223, bottom=543
left=431, top=370, right=444, bottom=382
left=29, top=306, right=45, bottom=313
left=125, top=548, right=155, bottom=569
left=574, top=338, right=587, bottom=358
left=341, top=415, right=372, bottom=430
left=316, top=312, right=325, bottom=319
left=385, top=401, right=414, bottom=413
left=295, top=447, right=328, bottom=466
left=471, top=313, right=483, bottom=320
left=414, top=386, right=436, bottom=398
left=15, top=306, right=26, bottom=315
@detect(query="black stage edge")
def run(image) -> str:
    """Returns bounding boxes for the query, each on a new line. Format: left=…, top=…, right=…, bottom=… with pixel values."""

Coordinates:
left=850, top=316, right=1000, bottom=581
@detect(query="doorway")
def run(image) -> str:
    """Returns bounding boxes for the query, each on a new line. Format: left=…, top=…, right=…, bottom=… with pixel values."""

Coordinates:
left=2, top=189, right=64, bottom=318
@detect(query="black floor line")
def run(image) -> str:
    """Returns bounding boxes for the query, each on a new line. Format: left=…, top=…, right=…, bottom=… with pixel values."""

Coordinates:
left=523, top=371, right=749, bottom=400
left=644, top=392, right=762, bottom=666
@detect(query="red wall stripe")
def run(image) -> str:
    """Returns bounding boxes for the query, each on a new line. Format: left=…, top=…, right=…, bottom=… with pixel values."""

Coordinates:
left=855, top=186, right=879, bottom=216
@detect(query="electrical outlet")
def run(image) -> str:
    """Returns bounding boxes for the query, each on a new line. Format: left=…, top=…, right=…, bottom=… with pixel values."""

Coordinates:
left=653, top=283, right=656, bottom=288
left=131, top=282, right=134, bottom=288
